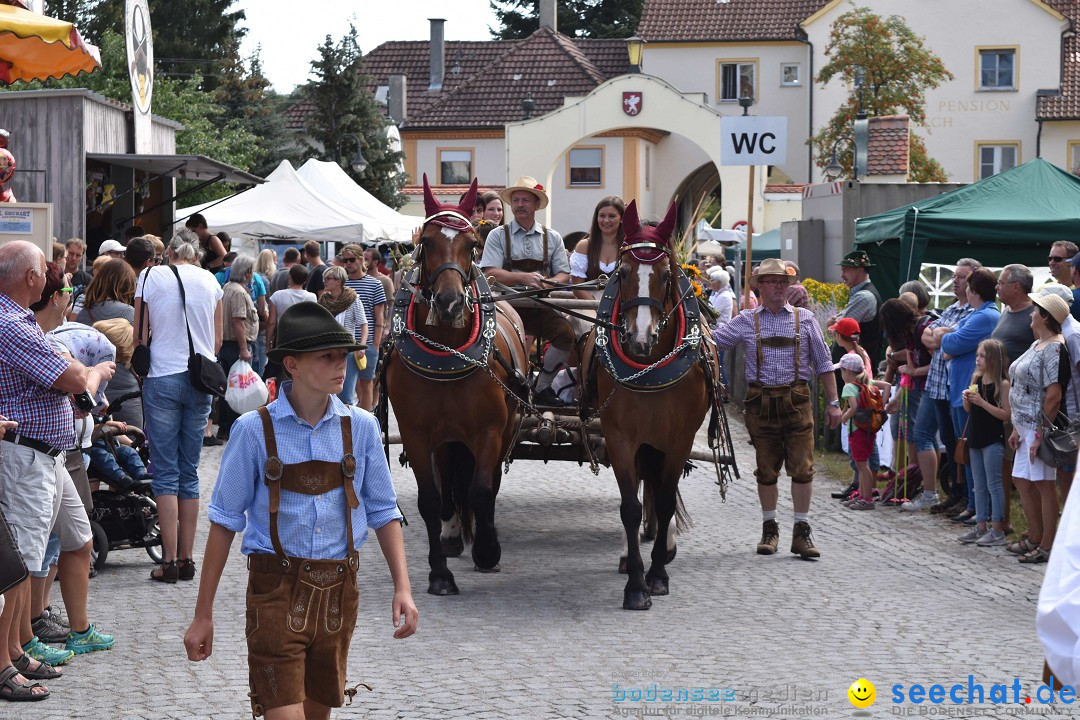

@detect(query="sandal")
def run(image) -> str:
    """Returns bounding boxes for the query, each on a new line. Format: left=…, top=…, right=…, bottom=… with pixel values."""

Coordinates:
left=177, top=558, right=196, bottom=582
left=12, top=654, right=60, bottom=680
left=0, top=665, right=49, bottom=701
left=150, top=561, right=178, bottom=584
left=1006, top=538, right=1037, bottom=555
left=1018, top=547, right=1051, bottom=564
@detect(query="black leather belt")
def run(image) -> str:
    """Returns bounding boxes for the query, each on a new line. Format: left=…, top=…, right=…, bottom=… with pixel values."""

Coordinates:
left=2, top=431, right=63, bottom=458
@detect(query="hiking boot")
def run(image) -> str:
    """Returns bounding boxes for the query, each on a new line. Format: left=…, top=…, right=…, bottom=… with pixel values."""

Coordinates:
left=65, top=624, right=114, bottom=654
left=756, top=520, right=779, bottom=555
left=23, top=636, right=74, bottom=666
left=901, top=492, right=938, bottom=512
left=790, top=521, right=820, bottom=559
left=31, top=614, right=68, bottom=644
left=975, top=529, right=1007, bottom=547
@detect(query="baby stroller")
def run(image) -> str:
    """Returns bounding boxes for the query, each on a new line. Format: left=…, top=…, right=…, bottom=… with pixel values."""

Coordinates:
left=85, top=392, right=162, bottom=568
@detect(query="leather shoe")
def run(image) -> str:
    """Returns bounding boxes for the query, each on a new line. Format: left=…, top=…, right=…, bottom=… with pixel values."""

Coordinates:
left=533, top=387, right=567, bottom=406
left=831, top=480, right=858, bottom=500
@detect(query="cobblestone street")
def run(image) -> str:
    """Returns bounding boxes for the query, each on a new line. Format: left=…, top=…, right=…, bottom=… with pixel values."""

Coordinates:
left=10, top=408, right=1054, bottom=720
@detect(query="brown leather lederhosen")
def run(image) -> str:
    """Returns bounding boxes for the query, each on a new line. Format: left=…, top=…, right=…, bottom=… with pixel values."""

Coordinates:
left=742, top=308, right=816, bottom=486
left=245, top=407, right=360, bottom=717
left=500, top=222, right=574, bottom=351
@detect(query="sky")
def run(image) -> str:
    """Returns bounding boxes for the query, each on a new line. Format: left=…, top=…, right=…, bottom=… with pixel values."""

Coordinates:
left=235, top=1, right=501, bottom=93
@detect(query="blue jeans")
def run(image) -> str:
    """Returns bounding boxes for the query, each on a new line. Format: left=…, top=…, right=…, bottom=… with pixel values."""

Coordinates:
left=338, top=352, right=360, bottom=405
left=911, top=388, right=940, bottom=452
left=253, top=330, right=267, bottom=377
left=143, top=372, right=212, bottom=500
left=88, top=439, right=149, bottom=487
left=951, top=404, right=974, bottom=510
left=358, top=343, right=379, bottom=381
left=968, top=441, right=1005, bottom=523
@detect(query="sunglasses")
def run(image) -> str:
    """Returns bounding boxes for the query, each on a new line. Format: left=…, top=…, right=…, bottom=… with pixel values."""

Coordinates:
left=340, top=257, right=359, bottom=263
left=1049, top=256, right=1068, bottom=263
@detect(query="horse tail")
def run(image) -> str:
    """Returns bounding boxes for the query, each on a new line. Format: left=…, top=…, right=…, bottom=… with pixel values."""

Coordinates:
left=446, top=442, right=476, bottom=544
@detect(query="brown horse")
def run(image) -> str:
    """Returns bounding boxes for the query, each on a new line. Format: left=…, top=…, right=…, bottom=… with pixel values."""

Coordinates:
left=384, top=175, right=528, bottom=595
left=582, top=199, right=715, bottom=610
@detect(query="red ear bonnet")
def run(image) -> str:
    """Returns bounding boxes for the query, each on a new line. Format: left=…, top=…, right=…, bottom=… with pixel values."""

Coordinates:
left=422, top=173, right=476, bottom=231
left=621, top=200, right=677, bottom=263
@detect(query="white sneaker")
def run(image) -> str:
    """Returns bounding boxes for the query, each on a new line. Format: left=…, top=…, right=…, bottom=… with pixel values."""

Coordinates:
left=900, top=492, right=937, bottom=512
left=975, top=529, right=1007, bottom=547
left=958, top=526, right=988, bottom=544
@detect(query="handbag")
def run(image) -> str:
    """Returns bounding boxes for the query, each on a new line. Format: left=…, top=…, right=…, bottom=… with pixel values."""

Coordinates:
left=954, top=415, right=970, bottom=466
left=131, top=267, right=152, bottom=378
left=170, top=265, right=227, bottom=398
left=1036, top=342, right=1080, bottom=468
left=0, top=505, right=28, bottom=595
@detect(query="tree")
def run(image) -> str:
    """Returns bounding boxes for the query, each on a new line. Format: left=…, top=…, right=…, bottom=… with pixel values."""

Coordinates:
left=812, top=6, right=953, bottom=182
left=79, top=0, right=247, bottom=92
left=489, top=0, right=643, bottom=39
left=301, top=26, right=406, bottom=210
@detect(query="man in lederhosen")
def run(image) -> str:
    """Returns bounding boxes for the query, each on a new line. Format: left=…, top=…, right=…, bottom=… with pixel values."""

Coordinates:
left=480, top=175, right=574, bottom=406
left=184, top=302, right=418, bottom=718
left=713, top=258, right=842, bottom=559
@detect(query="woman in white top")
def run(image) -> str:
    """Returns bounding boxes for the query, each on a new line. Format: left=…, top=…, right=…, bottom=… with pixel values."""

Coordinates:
left=317, top=265, right=368, bottom=405
left=569, top=196, right=624, bottom=335
left=708, top=266, right=737, bottom=323
left=134, top=229, right=223, bottom=584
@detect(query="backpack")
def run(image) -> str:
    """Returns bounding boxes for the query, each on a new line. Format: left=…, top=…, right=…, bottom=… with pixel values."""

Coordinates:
left=852, top=383, right=887, bottom=433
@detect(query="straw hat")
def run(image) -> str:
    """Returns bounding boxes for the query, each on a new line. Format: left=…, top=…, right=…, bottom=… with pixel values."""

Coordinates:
left=499, top=175, right=549, bottom=209
left=749, top=258, right=795, bottom=286
left=1030, top=293, right=1070, bottom=325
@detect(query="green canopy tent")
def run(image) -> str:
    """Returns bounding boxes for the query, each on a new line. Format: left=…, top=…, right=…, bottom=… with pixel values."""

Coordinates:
left=853, top=158, right=1080, bottom=300
left=724, top=227, right=782, bottom=262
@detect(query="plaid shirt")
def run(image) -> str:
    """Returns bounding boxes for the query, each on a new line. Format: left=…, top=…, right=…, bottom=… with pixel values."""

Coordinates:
left=923, top=302, right=975, bottom=400
left=712, top=304, right=834, bottom=385
left=0, top=293, right=74, bottom=449
left=836, top=279, right=878, bottom=323
left=208, top=383, right=402, bottom=559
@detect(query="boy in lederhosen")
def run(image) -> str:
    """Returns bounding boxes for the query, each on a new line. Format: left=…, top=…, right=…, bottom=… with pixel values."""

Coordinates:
left=184, top=302, right=418, bottom=719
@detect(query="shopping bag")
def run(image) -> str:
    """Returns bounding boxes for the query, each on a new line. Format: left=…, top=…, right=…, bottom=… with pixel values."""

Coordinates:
left=225, top=360, right=269, bottom=415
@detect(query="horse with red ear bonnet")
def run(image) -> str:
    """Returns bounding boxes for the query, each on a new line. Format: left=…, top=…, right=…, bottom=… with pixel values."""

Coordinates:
left=581, top=197, right=719, bottom=610
left=383, top=173, right=528, bottom=595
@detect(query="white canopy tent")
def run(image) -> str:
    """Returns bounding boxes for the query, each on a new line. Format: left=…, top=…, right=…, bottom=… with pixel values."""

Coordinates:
left=296, top=159, right=418, bottom=244
left=177, top=160, right=373, bottom=257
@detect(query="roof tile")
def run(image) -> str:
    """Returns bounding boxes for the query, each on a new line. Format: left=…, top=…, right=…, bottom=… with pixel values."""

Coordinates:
left=637, top=0, right=830, bottom=42
left=866, top=115, right=908, bottom=176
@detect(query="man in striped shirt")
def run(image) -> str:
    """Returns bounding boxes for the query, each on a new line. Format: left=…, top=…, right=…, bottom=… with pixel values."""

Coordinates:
left=340, top=244, right=387, bottom=411
left=713, top=258, right=841, bottom=559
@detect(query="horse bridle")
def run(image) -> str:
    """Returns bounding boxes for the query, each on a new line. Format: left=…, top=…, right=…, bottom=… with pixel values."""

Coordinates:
left=614, top=241, right=684, bottom=344
left=418, top=210, right=478, bottom=303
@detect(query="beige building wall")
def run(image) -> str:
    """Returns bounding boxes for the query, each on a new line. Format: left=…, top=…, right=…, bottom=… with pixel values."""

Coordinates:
left=802, top=0, right=1067, bottom=183
left=1041, top=122, right=1080, bottom=175
left=643, top=42, right=812, bottom=183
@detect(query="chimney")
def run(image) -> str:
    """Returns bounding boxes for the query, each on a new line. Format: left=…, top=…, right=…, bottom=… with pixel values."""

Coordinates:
left=389, top=73, right=408, bottom=124
left=428, top=18, right=445, bottom=91
left=539, top=0, right=556, bottom=33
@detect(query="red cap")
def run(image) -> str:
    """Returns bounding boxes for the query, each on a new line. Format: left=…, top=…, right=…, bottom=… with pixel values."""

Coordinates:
left=828, top=317, right=861, bottom=338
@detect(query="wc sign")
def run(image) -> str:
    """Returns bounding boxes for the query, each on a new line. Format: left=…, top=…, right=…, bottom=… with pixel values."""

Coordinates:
left=721, top=116, right=788, bottom=166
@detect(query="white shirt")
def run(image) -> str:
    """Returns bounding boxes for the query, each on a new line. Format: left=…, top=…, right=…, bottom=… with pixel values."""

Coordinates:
left=711, top=288, right=735, bottom=323
left=269, top=288, right=316, bottom=316
left=569, top=251, right=616, bottom=280
left=1038, top=469, right=1080, bottom=685
left=135, top=263, right=223, bottom=378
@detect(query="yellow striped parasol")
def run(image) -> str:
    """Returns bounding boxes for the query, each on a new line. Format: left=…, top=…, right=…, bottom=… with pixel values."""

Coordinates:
left=0, top=4, right=100, bottom=84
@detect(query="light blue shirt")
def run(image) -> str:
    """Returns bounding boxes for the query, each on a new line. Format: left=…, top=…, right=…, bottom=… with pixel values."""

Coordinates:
left=208, top=383, right=402, bottom=559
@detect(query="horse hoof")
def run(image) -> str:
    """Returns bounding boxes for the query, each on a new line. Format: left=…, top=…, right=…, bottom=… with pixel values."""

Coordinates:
left=472, top=543, right=501, bottom=572
left=427, top=577, right=459, bottom=596
left=665, top=546, right=677, bottom=564
left=440, top=536, right=464, bottom=558
left=623, top=590, right=652, bottom=611
left=474, top=563, right=501, bottom=574
left=618, top=557, right=628, bottom=574
left=646, top=575, right=669, bottom=596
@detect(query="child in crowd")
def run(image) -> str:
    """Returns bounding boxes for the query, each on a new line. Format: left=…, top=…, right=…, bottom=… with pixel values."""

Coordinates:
left=959, top=339, right=1011, bottom=546
left=87, top=418, right=151, bottom=489
left=184, top=302, right=417, bottom=718
left=829, top=317, right=884, bottom=500
left=839, top=353, right=884, bottom=510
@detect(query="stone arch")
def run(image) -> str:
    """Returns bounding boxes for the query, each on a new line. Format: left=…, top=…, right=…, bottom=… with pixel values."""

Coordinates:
left=505, top=74, right=754, bottom=230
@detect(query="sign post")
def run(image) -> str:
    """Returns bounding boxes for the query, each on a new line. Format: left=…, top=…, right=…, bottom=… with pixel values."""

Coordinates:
left=720, top=116, right=788, bottom=305
left=125, top=0, right=154, bottom=154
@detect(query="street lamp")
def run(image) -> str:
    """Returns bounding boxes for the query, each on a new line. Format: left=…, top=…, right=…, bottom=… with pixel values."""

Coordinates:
left=626, top=35, right=645, bottom=73
left=738, top=95, right=753, bottom=116
left=339, top=132, right=368, bottom=174
left=825, top=138, right=848, bottom=179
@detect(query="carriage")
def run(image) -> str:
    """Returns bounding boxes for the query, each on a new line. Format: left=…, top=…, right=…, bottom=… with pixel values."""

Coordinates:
left=375, top=178, right=739, bottom=610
